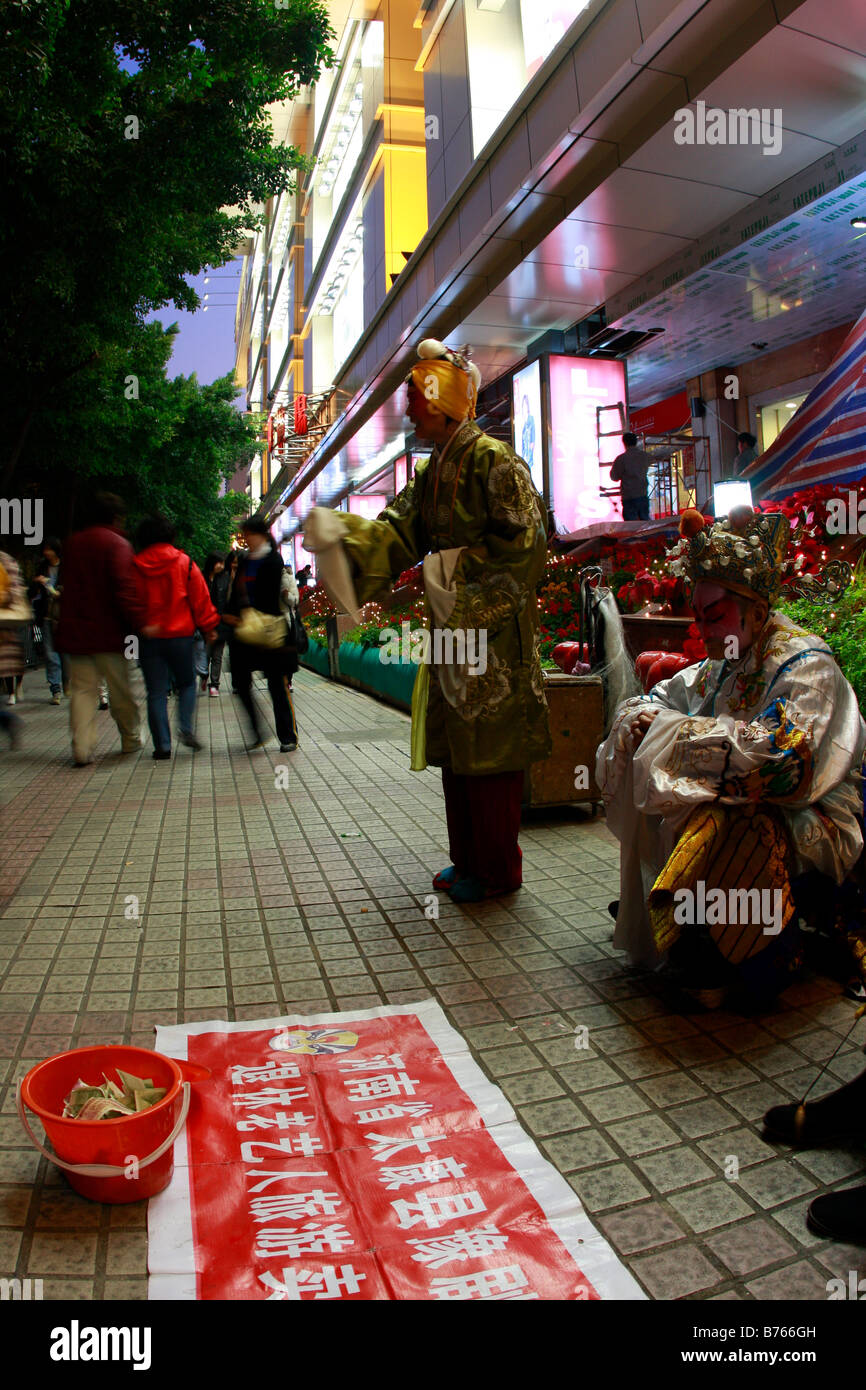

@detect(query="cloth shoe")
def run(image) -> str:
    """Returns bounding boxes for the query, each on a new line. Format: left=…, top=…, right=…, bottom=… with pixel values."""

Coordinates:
left=432, top=866, right=462, bottom=891
left=448, top=876, right=518, bottom=903
left=806, top=1185, right=866, bottom=1244
left=209, top=686, right=219, bottom=697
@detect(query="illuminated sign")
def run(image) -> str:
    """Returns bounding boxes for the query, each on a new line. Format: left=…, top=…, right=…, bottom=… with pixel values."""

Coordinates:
left=348, top=495, right=387, bottom=519
left=294, top=535, right=315, bottom=576
left=548, top=355, right=627, bottom=533
left=520, top=1, right=590, bottom=78
left=512, top=360, right=544, bottom=493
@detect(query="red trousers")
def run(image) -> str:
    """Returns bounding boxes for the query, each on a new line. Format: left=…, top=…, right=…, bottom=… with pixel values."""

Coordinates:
left=441, top=767, right=524, bottom=890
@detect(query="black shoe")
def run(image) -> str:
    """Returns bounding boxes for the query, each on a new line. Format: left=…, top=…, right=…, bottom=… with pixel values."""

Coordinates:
left=280, top=741, right=298, bottom=752
left=607, top=900, right=619, bottom=921
left=98, top=699, right=109, bottom=710
left=179, top=732, right=202, bottom=751
left=152, top=748, right=171, bottom=760
left=763, top=1098, right=866, bottom=1147
left=807, top=1184, right=866, bottom=1244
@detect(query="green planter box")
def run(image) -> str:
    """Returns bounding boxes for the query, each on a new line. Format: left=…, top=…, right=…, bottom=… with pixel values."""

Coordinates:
left=300, top=636, right=330, bottom=676
left=301, top=636, right=418, bottom=712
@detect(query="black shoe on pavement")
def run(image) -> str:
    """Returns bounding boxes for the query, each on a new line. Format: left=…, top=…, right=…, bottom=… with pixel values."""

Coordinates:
left=179, top=732, right=202, bottom=751
left=152, top=749, right=171, bottom=761
left=806, top=1184, right=866, bottom=1244
left=280, top=741, right=298, bottom=752
left=607, top=900, right=619, bottom=920
left=761, top=1095, right=866, bottom=1150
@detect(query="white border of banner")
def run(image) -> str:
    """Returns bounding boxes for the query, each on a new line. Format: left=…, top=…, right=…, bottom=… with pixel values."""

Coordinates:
left=148, top=999, right=646, bottom=1301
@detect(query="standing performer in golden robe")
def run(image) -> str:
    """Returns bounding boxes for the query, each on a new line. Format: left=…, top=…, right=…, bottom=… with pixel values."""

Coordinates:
left=304, top=340, right=551, bottom=903
left=596, top=507, right=866, bottom=1007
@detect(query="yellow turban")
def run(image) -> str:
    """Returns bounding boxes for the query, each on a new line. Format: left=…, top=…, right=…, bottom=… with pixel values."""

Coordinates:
left=408, top=358, right=478, bottom=422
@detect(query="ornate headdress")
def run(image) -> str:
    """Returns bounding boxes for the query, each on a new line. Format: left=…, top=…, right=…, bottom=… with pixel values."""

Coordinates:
left=406, top=339, right=482, bottom=422
left=667, top=507, right=790, bottom=606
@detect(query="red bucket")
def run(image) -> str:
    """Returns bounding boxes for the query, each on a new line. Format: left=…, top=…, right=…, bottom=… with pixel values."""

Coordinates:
left=17, top=1045, right=197, bottom=1203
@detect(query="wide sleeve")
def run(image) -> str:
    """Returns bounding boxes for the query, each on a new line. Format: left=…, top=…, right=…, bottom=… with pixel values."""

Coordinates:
left=444, top=442, right=548, bottom=636
left=632, top=650, right=866, bottom=819
left=596, top=659, right=712, bottom=805
left=339, top=466, right=431, bottom=605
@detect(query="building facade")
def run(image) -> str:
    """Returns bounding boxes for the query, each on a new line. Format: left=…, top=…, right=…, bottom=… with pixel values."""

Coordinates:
left=235, top=0, right=866, bottom=558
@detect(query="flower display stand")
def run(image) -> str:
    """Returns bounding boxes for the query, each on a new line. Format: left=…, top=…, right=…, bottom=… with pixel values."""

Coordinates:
left=524, top=673, right=604, bottom=810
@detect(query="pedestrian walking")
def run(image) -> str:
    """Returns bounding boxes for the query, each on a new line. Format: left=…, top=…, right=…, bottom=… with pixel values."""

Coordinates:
left=55, top=492, right=149, bottom=766
left=30, top=537, right=66, bottom=703
left=0, top=550, right=31, bottom=720
left=223, top=519, right=299, bottom=753
left=194, top=553, right=230, bottom=696
left=132, top=516, right=219, bottom=760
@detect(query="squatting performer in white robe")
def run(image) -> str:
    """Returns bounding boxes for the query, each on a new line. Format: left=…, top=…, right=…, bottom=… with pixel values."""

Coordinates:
left=596, top=507, right=866, bottom=1004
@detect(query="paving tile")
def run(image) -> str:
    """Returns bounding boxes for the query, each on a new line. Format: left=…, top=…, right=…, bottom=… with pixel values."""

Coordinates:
left=567, top=1164, right=651, bottom=1212
left=542, top=1130, right=618, bottom=1172
left=667, top=1181, right=754, bottom=1232
left=606, top=1113, right=681, bottom=1156
left=598, top=1202, right=686, bottom=1255
left=746, top=1260, right=835, bottom=1300
left=517, top=1098, right=589, bottom=1137
left=736, top=1160, right=819, bottom=1209
left=705, top=1218, right=797, bottom=1275
left=630, top=1245, right=723, bottom=1298
left=635, top=1147, right=716, bottom=1194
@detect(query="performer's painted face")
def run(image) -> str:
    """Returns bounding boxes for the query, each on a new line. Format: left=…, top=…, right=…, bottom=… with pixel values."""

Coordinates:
left=693, top=581, right=759, bottom=662
left=406, top=380, right=445, bottom=442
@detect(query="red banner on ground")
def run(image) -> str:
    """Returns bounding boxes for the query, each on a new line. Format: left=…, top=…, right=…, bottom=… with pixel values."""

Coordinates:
left=149, top=1003, right=643, bottom=1301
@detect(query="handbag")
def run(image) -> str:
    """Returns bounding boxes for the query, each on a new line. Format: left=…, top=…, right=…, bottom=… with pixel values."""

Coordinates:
left=234, top=607, right=288, bottom=650
left=287, top=606, right=309, bottom=655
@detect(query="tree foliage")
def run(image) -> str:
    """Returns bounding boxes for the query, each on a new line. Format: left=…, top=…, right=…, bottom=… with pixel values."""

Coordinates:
left=0, top=0, right=334, bottom=489
left=28, top=319, right=258, bottom=560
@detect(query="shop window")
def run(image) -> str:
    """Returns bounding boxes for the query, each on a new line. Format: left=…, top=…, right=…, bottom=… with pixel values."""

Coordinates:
left=757, top=394, right=806, bottom=451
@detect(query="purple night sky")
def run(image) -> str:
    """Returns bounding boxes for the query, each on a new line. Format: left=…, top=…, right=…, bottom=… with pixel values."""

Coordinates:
left=147, top=260, right=245, bottom=400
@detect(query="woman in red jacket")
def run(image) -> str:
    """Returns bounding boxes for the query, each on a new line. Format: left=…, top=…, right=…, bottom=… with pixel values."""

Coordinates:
left=133, top=516, right=219, bottom=760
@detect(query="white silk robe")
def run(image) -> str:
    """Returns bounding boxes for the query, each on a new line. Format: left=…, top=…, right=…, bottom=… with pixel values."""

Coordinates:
left=595, top=612, right=866, bottom=967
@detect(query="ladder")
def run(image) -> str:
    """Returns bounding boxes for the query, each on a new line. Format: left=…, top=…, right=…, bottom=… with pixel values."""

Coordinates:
left=597, top=402, right=627, bottom=509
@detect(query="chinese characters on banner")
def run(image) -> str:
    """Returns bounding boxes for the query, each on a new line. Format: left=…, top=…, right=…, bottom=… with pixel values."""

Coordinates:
left=149, top=1003, right=644, bottom=1301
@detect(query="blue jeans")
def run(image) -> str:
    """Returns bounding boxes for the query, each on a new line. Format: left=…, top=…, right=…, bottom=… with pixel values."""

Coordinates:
left=42, top=621, right=63, bottom=693
left=139, top=636, right=196, bottom=751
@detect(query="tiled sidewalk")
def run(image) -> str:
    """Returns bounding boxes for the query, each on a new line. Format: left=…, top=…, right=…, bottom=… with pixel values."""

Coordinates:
left=1, top=664, right=865, bottom=1301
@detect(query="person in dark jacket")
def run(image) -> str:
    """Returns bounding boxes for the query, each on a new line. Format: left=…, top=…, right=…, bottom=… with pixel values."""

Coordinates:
left=223, top=519, right=299, bottom=753
left=55, top=493, right=150, bottom=766
left=30, top=537, right=66, bottom=702
left=194, top=553, right=230, bottom=696
left=133, top=516, right=219, bottom=760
